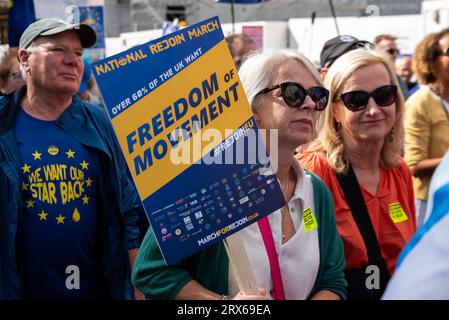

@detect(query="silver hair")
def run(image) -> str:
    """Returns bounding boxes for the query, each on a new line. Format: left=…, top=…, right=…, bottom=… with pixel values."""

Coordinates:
left=238, top=49, right=323, bottom=110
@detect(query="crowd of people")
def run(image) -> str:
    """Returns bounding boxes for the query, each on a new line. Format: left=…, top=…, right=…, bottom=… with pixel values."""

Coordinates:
left=0, top=17, right=448, bottom=300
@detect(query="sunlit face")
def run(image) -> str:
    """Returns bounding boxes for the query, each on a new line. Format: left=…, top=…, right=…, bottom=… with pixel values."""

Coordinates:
left=21, top=30, right=84, bottom=95
left=232, top=37, right=256, bottom=63
left=376, top=39, right=399, bottom=61
left=0, top=60, right=24, bottom=94
left=434, top=33, right=449, bottom=85
left=254, top=58, right=321, bottom=150
left=396, top=56, right=413, bottom=84
left=335, top=62, right=396, bottom=145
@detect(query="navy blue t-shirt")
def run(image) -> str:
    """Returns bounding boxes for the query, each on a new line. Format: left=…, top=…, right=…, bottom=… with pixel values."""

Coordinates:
left=14, top=107, right=106, bottom=299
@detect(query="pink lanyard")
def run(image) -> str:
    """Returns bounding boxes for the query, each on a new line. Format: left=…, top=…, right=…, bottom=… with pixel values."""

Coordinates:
left=257, top=216, right=286, bottom=300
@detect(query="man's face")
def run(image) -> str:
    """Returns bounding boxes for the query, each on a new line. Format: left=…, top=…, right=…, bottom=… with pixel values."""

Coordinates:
left=232, top=37, right=256, bottom=65
left=0, top=61, right=24, bottom=95
left=396, top=56, right=413, bottom=84
left=21, top=30, right=84, bottom=95
left=376, top=39, right=399, bottom=62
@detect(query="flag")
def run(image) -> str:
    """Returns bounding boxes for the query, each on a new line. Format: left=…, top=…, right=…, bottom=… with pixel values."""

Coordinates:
left=162, top=20, right=180, bottom=36
left=8, top=0, right=36, bottom=47
left=383, top=150, right=449, bottom=299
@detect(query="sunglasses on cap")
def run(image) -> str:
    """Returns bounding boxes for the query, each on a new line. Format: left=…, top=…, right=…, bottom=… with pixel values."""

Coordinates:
left=339, top=85, right=398, bottom=112
left=256, top=82, right=329, bottom=111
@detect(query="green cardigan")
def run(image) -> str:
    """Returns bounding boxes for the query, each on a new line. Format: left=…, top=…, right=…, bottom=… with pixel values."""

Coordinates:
left=132, top=171, right=347, bottom=299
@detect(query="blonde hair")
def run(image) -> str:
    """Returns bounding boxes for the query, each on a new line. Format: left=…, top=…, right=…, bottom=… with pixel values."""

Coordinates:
left=307, top=49, right=404, bottom=174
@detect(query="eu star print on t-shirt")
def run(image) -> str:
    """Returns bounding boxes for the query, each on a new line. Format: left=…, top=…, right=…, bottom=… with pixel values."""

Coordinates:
left=14, top=107, right=105, bottom=299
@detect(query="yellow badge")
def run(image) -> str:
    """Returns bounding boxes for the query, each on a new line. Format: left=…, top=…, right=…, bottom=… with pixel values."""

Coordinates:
left=389, top=202, right=409, bottom=223
left=303, top=207, right=318, bottom=233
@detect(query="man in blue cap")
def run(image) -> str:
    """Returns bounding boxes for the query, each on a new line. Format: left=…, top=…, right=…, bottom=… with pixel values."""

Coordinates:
left=0, top=18, right=145, bottom=299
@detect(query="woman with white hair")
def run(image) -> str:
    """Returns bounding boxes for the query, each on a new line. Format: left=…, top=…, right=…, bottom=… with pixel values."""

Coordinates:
left=132, top=50, right=347, bottom=300
left=298, top=49, right=416, bottom=300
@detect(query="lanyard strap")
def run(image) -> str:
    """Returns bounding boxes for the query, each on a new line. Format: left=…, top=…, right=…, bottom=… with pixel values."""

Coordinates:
left=336, top=164, right=390, bottom=276
left=257, top=216, right=285, bottom=300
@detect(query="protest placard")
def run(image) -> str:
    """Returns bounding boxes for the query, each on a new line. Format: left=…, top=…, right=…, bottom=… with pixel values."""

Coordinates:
left=92, top=16, right=285, bottom=270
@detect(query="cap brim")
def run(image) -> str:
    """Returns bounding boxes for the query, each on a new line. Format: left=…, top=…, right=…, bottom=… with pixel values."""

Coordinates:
left=41, top=23, right=96, bottom=48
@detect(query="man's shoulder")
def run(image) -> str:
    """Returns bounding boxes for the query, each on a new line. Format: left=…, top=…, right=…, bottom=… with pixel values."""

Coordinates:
left=0, top=94, right=12, bottom=113
left=80, top=100, right=109, bottom=121
left=76, top=99, right=114, bottom=132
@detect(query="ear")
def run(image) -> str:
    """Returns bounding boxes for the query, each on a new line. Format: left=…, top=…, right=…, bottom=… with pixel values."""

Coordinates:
left=252, top=104, right=262, bottom=125
left=319, top=68, right=328, bottom=80
left=18, top=48, right=31, bottom=70
left=333, top=103, right=343, bottom=125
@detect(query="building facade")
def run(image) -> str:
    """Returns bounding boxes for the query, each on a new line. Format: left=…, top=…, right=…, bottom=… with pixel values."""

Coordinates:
left=104, top=0, right=424, bottom=36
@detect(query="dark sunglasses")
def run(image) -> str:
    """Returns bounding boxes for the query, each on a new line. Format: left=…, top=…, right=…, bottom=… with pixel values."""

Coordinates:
left=387, top=48, right=400, bottom=56
left=256, top=82, right=329, bottom=111
left=340, top=85, right=398, bottom=112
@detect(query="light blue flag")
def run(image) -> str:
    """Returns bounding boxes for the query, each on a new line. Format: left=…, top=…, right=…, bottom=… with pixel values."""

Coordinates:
left=383, top=150, right=449, bottom=299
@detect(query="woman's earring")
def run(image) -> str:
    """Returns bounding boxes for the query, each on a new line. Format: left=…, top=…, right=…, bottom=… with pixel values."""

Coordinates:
left=335, top=122, right=341, bottom=132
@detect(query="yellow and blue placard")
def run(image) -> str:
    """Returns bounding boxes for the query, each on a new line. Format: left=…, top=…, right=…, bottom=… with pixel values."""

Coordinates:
left=92, top=16, right=285, bottom=265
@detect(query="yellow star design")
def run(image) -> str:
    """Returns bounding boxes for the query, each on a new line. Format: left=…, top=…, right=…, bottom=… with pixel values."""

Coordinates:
left=86, top=177, right=93, bottom=187
left=55, top=214, right=65, bottom=224
left=82, top=195, right=89, bottom=205
left=26, top=199, right=35, bottom=208
left=32, top=150, right=42, bottom=160
left=80, top=160, right=89, bottom=170
left=38, top=210, right=48, bottom=221
left=66, top=149, right=75, bottom=159
left=22, top=182, right=29, bottom=191
left=22, top=163, right=31, bottom=173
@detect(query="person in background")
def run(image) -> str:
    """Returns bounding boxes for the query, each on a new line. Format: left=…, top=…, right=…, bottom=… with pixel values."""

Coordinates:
left=404, top=27, right=449, bottom=228
left=319, top=35, right=372, bottom=79
left=395, top=54, right=419, bottom=99
left=0, top=18, right=144, bottom=300
left=0, top=47, right=25, bottom=95
left=132, top=50, right=346, bottom=300
left=374, top=34, right=400, bottom=61
left=225, top=33, right=257, bottom=68
left=298, top=49, right=416, bottom=300
left=77, top=58, right=101, bottom=106
left=374, top=34, right=408, bottom=99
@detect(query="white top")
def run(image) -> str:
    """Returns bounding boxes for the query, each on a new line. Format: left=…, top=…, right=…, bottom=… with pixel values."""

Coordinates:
left=228, top=159, right=320, bottom=299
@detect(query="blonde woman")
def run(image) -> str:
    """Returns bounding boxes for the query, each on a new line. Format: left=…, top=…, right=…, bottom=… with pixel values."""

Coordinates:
left=298, top=49, right=416, bottom=300
left=132, top=50, right=346, bottom=300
